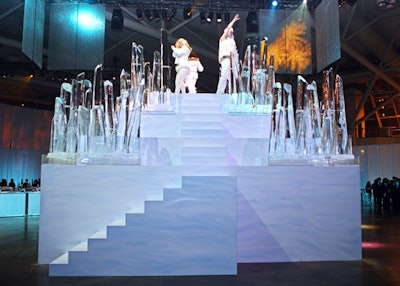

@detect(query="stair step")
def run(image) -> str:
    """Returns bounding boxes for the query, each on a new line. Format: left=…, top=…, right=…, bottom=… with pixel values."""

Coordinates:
left=70, top=241, right=88, bottom=251
left=50, top=252, right=69, bottom=264
left=109, top=219, right=125, bottom=226
left=181, top=113, right=222, bottom=122
left=181, top=138, right=226, bottom=147
left=182, top=93, right=220, bottom=103
left=181, top=121, right=221, bottom=130
left=89, top=230, right=107, bottom=239
left=180, top=105, right=221, bottom=114
left=181, top=129, right=224, bottom=138
left=182, top=146, right=226, bottom=157
left=181, top=97, right=219, bottom=104
left=181, top=156, right=227, bottom=166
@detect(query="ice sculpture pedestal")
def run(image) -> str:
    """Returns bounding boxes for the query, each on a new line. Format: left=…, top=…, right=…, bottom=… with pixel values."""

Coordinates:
left=38, top=93, right=361, bottom=277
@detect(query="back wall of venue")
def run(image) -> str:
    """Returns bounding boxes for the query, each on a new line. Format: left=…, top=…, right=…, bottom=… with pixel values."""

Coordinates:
left=0, top=103, right=52, bottom=186
left=1, top=102, right=399, bottom=190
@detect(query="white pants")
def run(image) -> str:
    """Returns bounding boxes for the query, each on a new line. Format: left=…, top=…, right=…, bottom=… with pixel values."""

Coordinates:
left=216, top=58, right=238, bottom=94
left=175, top=66, right=190, bottom=94
left=185, top=75, right=198, bottom=93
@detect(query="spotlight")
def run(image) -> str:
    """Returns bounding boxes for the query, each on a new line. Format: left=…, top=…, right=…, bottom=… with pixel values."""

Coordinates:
left=153, top=10, right=160, bottom=21
left=216, top=12, right=222, bottom=23
left=144, top=10, right=153, bottom=21
left=136, top=9, right=143, bottom=21
left=246, top=11, right=258, bottom=33
left=167, top=7, right=177, bottom=21
left=376, top=0, right=398, bottom=10
left=206, top=12, right=213, bottom=23
left=272, top=0, right=278, bottom=7
left=224, top=12, right=230, bottom=23
left=338, top=0, right=346, bottom=7
left=183, top=5, right=192, bottom=19
left=111, top=8, right=124, bottom=29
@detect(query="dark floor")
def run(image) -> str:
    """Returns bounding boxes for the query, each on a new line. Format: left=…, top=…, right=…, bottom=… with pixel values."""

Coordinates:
left=1, top=198, right=400, bottom=286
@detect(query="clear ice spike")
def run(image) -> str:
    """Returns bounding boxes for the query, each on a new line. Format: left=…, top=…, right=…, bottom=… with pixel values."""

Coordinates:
left=88, top=64, right=106, bottom=154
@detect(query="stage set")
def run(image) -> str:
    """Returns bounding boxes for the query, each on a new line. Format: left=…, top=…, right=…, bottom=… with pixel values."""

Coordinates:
left=38, top=93, right=361, bottom=277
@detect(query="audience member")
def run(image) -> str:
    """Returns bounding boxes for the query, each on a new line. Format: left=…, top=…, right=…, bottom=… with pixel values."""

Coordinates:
left=365, top=181, right=372, bottom=203
left=23, top=179, right=30, bottom=189
left=0, top=178, right=7, bottom=187
left=8, top=178, right=16, bottom=189
left=367, top=176, right=400, bottom=214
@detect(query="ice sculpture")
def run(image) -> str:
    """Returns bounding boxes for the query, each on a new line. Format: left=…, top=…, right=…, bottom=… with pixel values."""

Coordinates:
left=88, top=64, right=105, bottom=154
left=311, top=80, right=322, bottom=155
left=151, top=51, right=162, bottom=100
left=144, top=50, right=173, bottom=111
left=294, top=76, right=308, bottom=155
left=266, top=54, right=275, bottom=107
left=103, top=80, right=116, bottom=153
left=269, top=82, right=282, bottom=154
left=253, top=39, right=267, bottom=105
left=47, top=41, right=145, bottom=165
left=77, top=79, right=92, bottom=154
left=45, top=37, right=353, bottom=166
left=335, top=74, right=349, bottom=154
left=65, top=72, right=85, bottom=153
left=115, top=69, right=129, bottom=153
left=304, top=84, right=315, bottom=155
left=268, top=66, right=353, bottom=164
left=125, top=43, right=145, bottom=155
left=237, top=45, right=253, bottom=105
left=50, top=82, right=70, bottom=153
left=321, top=68, right=335, bottom=155
left=143, top=61, right=152, bottom=106
left=254, top=38, right=268, bottom=105
left=276, top=83, right=287, bottom=154
left=230, top=52, right=238, bottom=101
left=285, top=83, right=296, bottom=154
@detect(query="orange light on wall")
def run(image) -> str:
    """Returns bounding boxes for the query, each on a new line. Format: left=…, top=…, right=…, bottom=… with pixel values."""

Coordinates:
left=267, top=20, right=311, bottom=73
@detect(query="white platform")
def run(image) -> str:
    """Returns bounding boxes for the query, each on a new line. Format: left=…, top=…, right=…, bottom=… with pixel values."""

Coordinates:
left=38, top=93, right=361, bottom=276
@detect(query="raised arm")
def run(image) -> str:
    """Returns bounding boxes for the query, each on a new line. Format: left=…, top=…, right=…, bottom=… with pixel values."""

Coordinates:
left=221, top=14, right=240, bottom=40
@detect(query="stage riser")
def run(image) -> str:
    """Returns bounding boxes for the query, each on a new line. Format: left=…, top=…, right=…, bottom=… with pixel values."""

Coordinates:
left=39, top=93, right=361, bottom=277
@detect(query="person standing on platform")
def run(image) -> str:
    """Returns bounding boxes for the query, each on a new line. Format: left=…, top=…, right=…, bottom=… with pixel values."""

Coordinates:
left=185, top=51, right=204, bottom=94
left=171, top=38, right=192, bottom=94
left=216, top=13, right=240, bottom=94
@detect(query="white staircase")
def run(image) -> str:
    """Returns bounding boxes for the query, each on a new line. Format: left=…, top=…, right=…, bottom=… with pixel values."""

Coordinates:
left=48, top=93, right=239, bottom=276
left=179, top=94, right=230, bottom=166
left=49, top=176, right=237, bottom=276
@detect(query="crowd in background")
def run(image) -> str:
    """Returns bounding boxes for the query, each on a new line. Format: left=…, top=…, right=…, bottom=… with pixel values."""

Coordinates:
left=0, top=178, right=40, bottom=191
left=365, top=176, right=400, bottom=213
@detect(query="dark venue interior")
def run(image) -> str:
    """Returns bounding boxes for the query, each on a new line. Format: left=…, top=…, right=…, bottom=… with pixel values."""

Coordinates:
left=1, top=1, right=400, bottom=285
